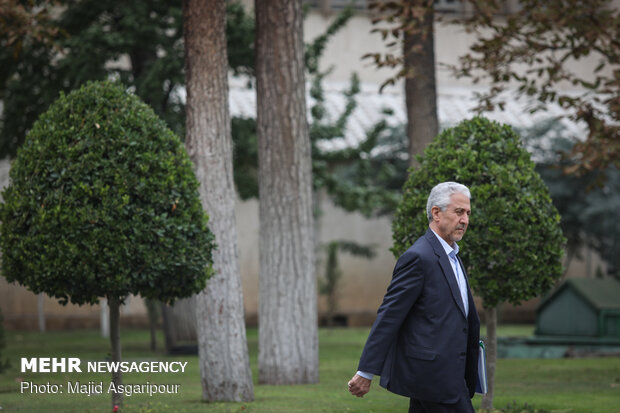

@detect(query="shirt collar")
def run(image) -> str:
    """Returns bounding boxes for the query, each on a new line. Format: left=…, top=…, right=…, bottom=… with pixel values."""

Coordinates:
left=430, top=228, right=459, bottom=258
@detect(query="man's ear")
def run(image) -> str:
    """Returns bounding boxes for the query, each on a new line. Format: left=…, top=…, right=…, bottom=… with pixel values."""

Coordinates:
left=431, top=206, right=441, bottom=221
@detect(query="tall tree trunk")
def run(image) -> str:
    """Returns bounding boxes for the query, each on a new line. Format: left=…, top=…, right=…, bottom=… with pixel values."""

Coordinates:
left=481, top=306, right=497, bottom=410
left=325, top=242, right=340, bottom=327
left=100, top=298, right=110, bottom=338
left=108, top=296, right=122, bottom=409
left=255, top=0, right=318, bottom=384
left=145, top=299, right=159, bottom=351
left=161, top=297, right=198, bottom=348
left=160, top=302, right=174, bottom=353
left=183, top=0, right=254, bottom=401
left=37, top=293, right=45, bottom=332
left=404, top=0, right=438, bottom=167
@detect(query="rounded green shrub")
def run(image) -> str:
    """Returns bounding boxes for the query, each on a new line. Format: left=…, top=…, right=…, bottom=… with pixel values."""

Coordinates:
left=0, top=80, right=215, bottom=305
left=392, top=117, right=565, bottom=307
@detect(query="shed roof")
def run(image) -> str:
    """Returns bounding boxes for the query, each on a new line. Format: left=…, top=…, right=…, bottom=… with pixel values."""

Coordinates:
left=538, top=278, right=620, bottom=313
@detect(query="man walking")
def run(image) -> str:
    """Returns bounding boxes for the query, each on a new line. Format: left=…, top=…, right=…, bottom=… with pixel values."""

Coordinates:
left=348, top=182, right=480, bottom=412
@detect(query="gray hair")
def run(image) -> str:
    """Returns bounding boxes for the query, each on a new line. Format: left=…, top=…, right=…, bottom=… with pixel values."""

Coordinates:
left=426, top=182, right=471, bottom=222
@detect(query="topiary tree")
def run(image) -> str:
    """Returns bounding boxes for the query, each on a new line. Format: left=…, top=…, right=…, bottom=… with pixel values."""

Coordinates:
left=392, top=116, right=565, bottom=410
left=0, top=80, right=215, bottom=409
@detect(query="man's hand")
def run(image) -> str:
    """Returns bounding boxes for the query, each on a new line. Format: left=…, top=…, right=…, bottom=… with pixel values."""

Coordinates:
left=348, top=373, right=371, bottom=397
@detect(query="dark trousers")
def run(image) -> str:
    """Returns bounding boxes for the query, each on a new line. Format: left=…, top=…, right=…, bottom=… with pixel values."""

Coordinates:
left=408, top=382, right=475, bottom=413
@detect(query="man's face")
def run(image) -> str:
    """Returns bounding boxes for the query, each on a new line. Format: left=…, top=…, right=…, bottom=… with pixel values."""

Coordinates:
left=432, top=192, right=471, bottom=246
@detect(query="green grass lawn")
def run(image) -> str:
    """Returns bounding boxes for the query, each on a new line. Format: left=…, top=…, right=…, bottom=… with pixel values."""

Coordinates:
left=0, top=326, right=618, bottom=412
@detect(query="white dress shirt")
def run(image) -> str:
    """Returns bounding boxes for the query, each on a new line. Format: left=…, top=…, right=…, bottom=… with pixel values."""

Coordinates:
left=430, top=229, right=469, bottom=317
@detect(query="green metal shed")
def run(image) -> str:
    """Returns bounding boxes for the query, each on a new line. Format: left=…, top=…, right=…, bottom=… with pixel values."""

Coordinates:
left=535, top=278, right=620, bottom=339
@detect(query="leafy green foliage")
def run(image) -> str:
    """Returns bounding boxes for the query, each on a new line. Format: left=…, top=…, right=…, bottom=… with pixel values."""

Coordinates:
left=1, top=0, right=182, bottom=155
left=304, top=6, right=354, bottom=75
left=309, top=7, right=407, bottom=216
left=0, top=81, right=215, bottom=306
left=0, top=0, right=255, bottom=157
left=306, top=11, right=404, bottom=216
left=455, top=0, right=620, bottom=174
left=392, top=117, right=565, bottom=307
left=519, top=119, right=620, bottom=279
left=309, top=73, right=405, bottom=217
left=362, top=0, right=436, bottom=91
left=231, top=117, right=258, bottom=201
left=226, top=2, right=255, bottom=77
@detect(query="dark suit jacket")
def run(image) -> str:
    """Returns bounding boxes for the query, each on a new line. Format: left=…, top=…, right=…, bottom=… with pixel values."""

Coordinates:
left=358, top=228, right=480, bottom=403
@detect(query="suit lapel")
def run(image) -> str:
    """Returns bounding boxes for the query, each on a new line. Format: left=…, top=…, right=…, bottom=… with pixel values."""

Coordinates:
left=425, top=230, right=467, bottom=318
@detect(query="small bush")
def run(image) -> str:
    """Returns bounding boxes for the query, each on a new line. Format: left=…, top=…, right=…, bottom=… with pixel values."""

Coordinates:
left=392, top=117, right=565, bottom=307
left=0, top=80, right=215, bottom=305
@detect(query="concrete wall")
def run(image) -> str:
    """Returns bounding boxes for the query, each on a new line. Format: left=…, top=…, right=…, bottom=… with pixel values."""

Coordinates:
left=303, top=8, right=607, bottom=91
